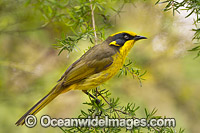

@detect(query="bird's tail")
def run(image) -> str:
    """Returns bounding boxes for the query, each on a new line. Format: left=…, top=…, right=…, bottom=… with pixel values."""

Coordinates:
left=15, top=84, right=65, bottom=126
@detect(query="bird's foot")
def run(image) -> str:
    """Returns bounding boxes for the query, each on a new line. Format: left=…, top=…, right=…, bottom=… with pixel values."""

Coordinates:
left=82, top=90, right=101, bottom=105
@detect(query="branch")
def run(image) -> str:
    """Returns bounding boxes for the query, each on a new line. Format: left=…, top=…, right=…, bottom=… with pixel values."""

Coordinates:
left=124, top=66, right=143, bottom=87
left=89, top=0, right=98, bottom=45
left=0, top=20, right=50, bottom=34
left=95, top=88, right=160, bottom=132
left=95, top=88, right=121, bottom=119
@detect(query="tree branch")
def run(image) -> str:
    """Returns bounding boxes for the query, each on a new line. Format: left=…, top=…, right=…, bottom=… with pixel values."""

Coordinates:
left=124, top=66, right=143, bottom=87
left=89, top=0, right=98, bottom=45
left=0, top=20, right=50, bottom=34
left=95, top=88, right=160, bottom=132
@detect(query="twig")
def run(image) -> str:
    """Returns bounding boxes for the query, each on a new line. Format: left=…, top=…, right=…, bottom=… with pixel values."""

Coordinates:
left=124, top=66, right=143, bottom=87
left=94, top=87, right=161, bottom=132
left=95, top=88, right=137, bottom=119
left=95, top=88, right=121, bottom=118
left=0, top=19, right=50, bottom=34
left=151, top=126, right=160, bottom=132
left=114, top=108, right=136, bottom=119
left=172, top=1, right=175, bottom=16
left=94, top=89, right=161, bottom=132
left=89, top=0, right=98, bottom=45
left=59, top=127, right=67, bottom=133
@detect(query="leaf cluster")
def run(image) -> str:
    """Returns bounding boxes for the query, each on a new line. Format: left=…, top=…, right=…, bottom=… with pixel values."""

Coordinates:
left=156, top=0, right=200, bottom=58
left=27, top=0, right=136, bottom=55
left=59, top=89, right=184, bottom=133
left=118, top=59, right=147, bottom=87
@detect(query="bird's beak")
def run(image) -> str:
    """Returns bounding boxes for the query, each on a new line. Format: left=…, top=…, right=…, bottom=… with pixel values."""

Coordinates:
left=133, top=35, right=147, bottom=41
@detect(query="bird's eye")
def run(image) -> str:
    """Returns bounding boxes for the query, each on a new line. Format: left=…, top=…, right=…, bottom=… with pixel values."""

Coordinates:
left=124, top=35, right=129, bottom=39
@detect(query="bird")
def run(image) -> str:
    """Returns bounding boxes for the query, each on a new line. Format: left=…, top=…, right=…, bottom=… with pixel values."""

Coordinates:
left=15, top=31, right=147, bottom=126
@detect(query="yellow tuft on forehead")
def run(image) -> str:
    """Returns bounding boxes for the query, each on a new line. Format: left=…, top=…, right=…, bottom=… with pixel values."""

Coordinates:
left=110, top=31, right=137, bottom=37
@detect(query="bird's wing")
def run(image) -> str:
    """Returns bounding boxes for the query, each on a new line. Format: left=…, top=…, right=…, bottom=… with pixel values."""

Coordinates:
left=57, top=58, right=81, bottom=82
left=58, top=44, right=115, bottom=86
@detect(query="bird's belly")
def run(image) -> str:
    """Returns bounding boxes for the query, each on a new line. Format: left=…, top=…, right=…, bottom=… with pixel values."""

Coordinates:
left=74, top=54, right=124, bottom=90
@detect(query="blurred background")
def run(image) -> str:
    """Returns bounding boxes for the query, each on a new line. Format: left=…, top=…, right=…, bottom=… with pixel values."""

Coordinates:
left=0, top=0, right=199, bottom=132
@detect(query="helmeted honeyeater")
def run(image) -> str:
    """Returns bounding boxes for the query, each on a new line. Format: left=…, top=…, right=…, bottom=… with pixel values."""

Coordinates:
left=16, top=31, right=147, bottom=126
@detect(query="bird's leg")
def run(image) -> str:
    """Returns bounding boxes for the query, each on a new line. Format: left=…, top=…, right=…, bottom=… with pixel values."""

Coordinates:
left=95, top=88, right=120, bottom=118
left=82, top=90, right=101, bottom=104
left=95, top=88, right=110, bottom=105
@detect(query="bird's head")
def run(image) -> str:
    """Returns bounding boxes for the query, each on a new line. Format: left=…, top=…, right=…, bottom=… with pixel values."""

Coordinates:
left=106, top=31, right=147, bottom=55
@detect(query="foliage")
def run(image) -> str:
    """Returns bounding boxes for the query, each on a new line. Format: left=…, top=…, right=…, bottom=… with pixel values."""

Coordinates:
left=28, top=0, right=137, bottom=54
left=156, top=0, right=200, bottom=58
left=118, top=59, right=147, bottom=87
left=59, top=89, right=184, bottom=133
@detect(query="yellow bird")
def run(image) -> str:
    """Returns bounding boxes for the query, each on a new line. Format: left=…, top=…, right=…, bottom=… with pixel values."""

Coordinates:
left=16, top=31, right=147, bottom=126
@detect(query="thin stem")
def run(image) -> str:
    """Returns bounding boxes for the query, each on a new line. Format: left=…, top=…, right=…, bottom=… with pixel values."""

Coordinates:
left=94, top=88, right=161, bottom=132
left=95, top=88, right=121, bottom=119
left=89, top=0, right=98, bottom=45
left=124, top=66, right=143, bottom=87
left=0, top=17, right=50, bottom=34
left=59, top=127, right=67, bottom=133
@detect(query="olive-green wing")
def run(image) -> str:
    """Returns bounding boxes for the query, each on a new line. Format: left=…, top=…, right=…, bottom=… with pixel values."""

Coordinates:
left=58, top=44, right=115, bottom=86
left=57, top=58, right=81, bottom=82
